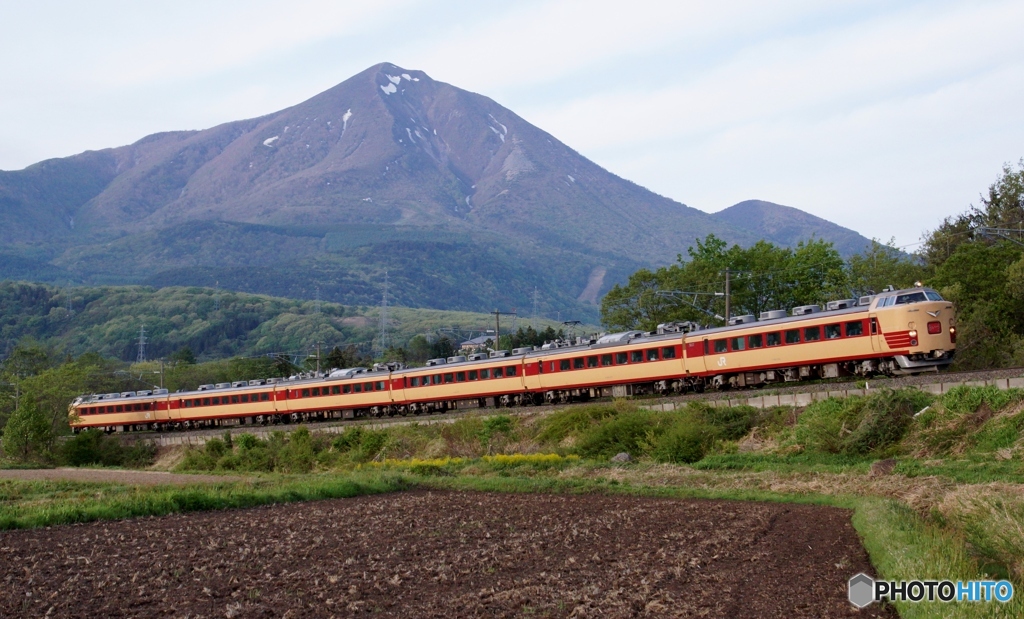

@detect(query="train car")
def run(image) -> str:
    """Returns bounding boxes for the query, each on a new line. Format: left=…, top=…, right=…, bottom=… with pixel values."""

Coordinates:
left=684, top=286, right=955, bottom=389
left=69, top=285, right=955, bottom=434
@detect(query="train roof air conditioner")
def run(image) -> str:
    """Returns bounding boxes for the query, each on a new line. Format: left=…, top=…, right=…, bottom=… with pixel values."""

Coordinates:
left=728, top=314, right=756, bottom=326
left=792, top=305, right=821, bottom=316
left=489, top=350, right=511, bottom=358
left=596, top=331, right=643, bottom=345
left=859, top=295, right=874, bottom=306
left=446, top=355, right=467, bottom=364
left=512, top=347, right=535, bottom=355
left=426, top=358, right=447, bottom=366
left=826, top=299, right=855, bottom=311
left=215, top=383, right=231, bottom=389
left=198, top=384, right=214, bottom=391
left=232, top=381, right=247, bottom=388
left=759, top=310, right=787, bottom=321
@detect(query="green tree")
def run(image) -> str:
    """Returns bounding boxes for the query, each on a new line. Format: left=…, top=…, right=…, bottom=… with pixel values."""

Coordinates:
left=848, top=238, right=925, bottom=295
left=601, top=234, right=848, bottom=331
left=169, top=346, right=196, bottom=365
left=2, top=397, right=52, bottom=461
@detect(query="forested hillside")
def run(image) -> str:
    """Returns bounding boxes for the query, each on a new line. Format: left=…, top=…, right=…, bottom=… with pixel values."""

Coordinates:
left=0, top=281, right=577, bottom=363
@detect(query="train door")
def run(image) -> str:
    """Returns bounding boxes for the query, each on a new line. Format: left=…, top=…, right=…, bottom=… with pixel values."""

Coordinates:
left=684, top=338, right=709, bottom=374
left=869, top=314, right=881, bottom=351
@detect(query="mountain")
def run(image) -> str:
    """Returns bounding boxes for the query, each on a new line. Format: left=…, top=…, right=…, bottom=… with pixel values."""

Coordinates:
left=711, top=200, right=873, bottom=257
left=0, top=63, right=872, bottom=323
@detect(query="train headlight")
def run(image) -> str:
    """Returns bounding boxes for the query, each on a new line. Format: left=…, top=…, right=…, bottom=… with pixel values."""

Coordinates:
left=949, top=326, right=957, bottom=343
left=909, top=330, right=918, bottom=346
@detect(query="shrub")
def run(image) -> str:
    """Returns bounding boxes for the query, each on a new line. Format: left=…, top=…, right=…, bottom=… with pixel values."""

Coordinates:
left=652, top=422, right=714, bottom=464
left=794, top=398, right=860, bottom=454
left=692, top=403, right=758, bottom=440
left=61, top=429, right=156, bottom=467
left=941, top=385, right=1024, bottom=415
left=575, top=410, right=664, bottom=458
left=845, top=388, right=932, bottom=455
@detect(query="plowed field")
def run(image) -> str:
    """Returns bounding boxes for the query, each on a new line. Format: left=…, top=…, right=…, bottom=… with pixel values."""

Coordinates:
left=0, top=491, right=893, bottom=617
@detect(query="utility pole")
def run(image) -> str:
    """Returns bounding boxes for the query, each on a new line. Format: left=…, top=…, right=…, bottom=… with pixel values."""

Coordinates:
left=214, top=281, right=220, bottom=312
left=723, top=269, right=732, bottom=323
left=376, top=271, right=390, bottom=357
left=532, top=288, right=540, bottom=331
left=491, top=309, right=517, bottom=349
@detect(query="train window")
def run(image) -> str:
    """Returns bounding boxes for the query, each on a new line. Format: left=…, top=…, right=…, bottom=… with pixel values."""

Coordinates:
left=662, top=346, right=677, bottom=359
left=311, top=387, right=319, bottom=396
left=353, top=383, right=362, bottom=393
left=646, top=348, right=659, bottom=361
left=444, top=373, right=454, bottom=384
left=495, top=367, right=504, bottom=378
left=601, top=354, right=613, bottom=366
left=574, top=358, right=585, bottom=369
left=376, top=381, right=386, bottom=391
left=239, top=394, right=248, bottom=403
left=767, top=332, right=781, bottom=347
left=703, top=340, right=710, bottom=355
left=506, top=366, right=517, bottom=376
left=631, top=350, right=644, bottom=363
left=469, top=370, right=478, bottom=380
left=804, top=326, right=821, bottom=341
left=232, top=395, right=240, bottom=404
left=730, top=337, right=745, bottom=351
left=616, top=352, right=628, bottom=364
left=212, top=397, right=220, bottom=405
left=587, top=356, right=598, bottom=368
left=302, top=389, right=310, bottom=398
left=560, top=359, right=571, bottom=371
left=925, top=291, right=943, bottom=301
left=749, top=334, right=763, bottom=349
left=847, top=321, right=864, bottom=337
left=825, top=324, right=841, bottom=339
left=343, top=384, right=352, bottom=393
left=332, top=385, right=341, bottom=394
left=481, top=368, right=491, bottom=379
left=456, top=372, right=466, bottom=382
left=185, top=400, right=193, bottom=408
left=261, top=392, right=270, bottom=401
left=203, top=398, right=211, bottom=406
left=137, top=404, right=144, bottom=411
left=116, top=405, right=124, bottom=412
left=895, top=291, right=927, bottom=305
left=714, top=340, right=727, bottom=353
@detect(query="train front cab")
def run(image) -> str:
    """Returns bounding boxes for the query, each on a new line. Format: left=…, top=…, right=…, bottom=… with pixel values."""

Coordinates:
left=869, top=287, right=956, bottom=371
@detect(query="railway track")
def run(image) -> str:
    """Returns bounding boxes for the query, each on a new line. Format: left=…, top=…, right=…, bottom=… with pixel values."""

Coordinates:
left=116, top=366, right=1024, bottom=447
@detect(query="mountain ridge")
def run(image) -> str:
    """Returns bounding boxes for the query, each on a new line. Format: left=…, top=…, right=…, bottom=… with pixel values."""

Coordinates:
left=0, top=62, right=874, bottom=322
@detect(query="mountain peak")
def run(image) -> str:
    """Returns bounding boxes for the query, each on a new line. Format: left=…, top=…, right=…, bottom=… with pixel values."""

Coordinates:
left=711, top=199, right=872, bottom=256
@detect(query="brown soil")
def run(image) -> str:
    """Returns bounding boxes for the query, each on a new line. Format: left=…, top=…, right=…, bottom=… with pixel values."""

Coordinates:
left=0, top=467, right=242, bottom=485
left=0, top=491, right=894, bottom=618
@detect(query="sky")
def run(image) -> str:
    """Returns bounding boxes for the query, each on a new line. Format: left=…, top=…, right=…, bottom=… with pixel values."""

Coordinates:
left=2, top=0, right=1023, bottom=249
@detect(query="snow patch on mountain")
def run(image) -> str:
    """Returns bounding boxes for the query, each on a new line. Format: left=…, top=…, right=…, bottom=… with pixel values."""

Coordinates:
left=263, top=136, right=279, bottom=147
left=380, top=83, right=397, bottom=95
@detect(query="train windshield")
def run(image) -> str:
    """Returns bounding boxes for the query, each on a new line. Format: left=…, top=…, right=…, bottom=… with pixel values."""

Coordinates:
left=891, top=290, right=943, bottom=305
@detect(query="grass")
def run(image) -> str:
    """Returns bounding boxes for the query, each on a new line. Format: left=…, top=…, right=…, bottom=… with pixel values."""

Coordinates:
left=0, top=472, right=412, bottom=530
left=4, top=384, right=1024, bottom=616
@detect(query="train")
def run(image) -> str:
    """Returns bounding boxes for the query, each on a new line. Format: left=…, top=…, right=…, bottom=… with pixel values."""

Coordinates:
left=68, top=285, right=956, bottom=433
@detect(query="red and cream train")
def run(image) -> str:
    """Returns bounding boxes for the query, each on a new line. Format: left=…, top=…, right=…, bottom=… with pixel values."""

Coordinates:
left=69, top=286, right=956, bottom=433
